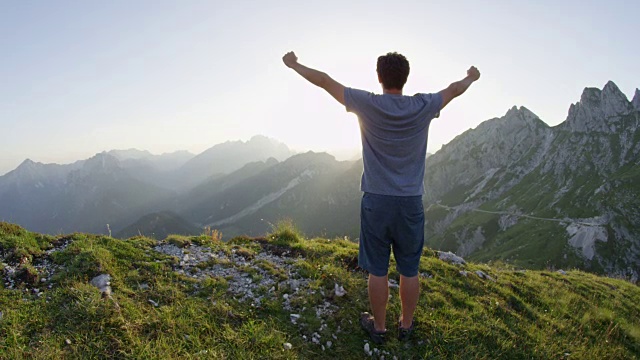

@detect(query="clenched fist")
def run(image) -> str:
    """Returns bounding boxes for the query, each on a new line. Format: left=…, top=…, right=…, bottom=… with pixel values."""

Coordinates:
left=282, top=51, right=298, bottom=68
left=467, top=66, right=481, bottom=81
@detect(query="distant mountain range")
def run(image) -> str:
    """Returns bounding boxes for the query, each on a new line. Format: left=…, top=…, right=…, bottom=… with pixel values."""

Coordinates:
left=1, top=83, right=638, bottom=280
left=0, top=135, right=295, bottom=234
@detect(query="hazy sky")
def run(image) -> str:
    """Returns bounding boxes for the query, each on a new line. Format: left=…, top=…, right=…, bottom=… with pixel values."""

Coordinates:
left=1, top=0, right=638, bottom=175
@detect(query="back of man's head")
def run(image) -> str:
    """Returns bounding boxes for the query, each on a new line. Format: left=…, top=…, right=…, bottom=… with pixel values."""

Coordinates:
left=377, top=52, right=410, bottom=90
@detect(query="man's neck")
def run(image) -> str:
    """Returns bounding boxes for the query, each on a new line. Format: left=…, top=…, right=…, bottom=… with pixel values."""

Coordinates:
left=382, top=88, right=403, bottom=95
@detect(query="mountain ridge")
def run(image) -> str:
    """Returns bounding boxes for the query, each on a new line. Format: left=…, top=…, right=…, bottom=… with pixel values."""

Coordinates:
left=424, top=81, right=640, bottom=281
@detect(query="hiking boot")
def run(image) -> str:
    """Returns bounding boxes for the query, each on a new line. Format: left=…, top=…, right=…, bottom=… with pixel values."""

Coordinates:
left=398, top=319, right=415, bottom=341
left=360, top=312, right=386, bottom=344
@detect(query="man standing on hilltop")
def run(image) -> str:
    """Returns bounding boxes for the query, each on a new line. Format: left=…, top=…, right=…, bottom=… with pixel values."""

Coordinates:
left=283, top=51, right=480, bottom=343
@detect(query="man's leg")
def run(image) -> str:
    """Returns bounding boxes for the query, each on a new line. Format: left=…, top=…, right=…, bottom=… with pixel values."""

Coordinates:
left=368, top=273, right=389, bottom=332
left=399, top=274, right=419, bottom=328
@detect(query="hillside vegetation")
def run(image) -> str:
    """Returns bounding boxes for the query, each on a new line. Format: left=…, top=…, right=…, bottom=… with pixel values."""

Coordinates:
left=1, top=221, right=639, bottom=359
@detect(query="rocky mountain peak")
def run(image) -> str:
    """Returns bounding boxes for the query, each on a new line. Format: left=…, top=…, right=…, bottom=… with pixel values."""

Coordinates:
left=563, top=81, right=633, bottom=133
left=469, top=106, right=545, bottom=140
left=17, top=158, right=37, bottom=169
left=632, top=88, right=640, bottom=110
left=80, top=153, right=122, bottom=175
left=8, top=159, right=43, bottom=181
left=601, top=81, right=630, bottom=113
left=504, top=106, right=542, bottom=126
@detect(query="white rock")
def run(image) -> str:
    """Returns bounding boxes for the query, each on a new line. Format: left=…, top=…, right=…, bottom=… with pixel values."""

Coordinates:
left=557, top=269, right=567, bottom=275
left=438, top=251, right=466, bottom=265
left=148, top=299, right=159, bottom=307
left=364, top=343, right=372, bottom=356
left=89, top=274, right=112, bottom=296
left=290, top=313, right=301, bottom=324
left=334, top=283, right=347, bottom=297
left=475, top=270, right=496, bottom=282
left=283, top=342, right=292, bottom=350
left=326, top=341, right=332, bottom=348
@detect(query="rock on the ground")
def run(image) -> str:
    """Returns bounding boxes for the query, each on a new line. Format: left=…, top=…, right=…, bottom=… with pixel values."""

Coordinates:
left=334, top=283, right=347, bottom=297
left=438, top=251, right=467, bottom=265
left=90, top=274, right=112, bottom=297
left=475, top=270, right=496, bottom=282
left=364, top=343, right=372, bottom=356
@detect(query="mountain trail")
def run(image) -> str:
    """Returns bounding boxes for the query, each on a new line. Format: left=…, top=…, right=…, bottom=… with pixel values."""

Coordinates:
left=429, top=203, right=603, bottom=227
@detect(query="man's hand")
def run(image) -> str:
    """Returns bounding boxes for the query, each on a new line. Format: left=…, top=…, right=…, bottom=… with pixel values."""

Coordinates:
left=439, top=66, right=481, bottom=110
left=467, top=66, right=481, bottom=82
left=282, top=51, right=345, bottom=105
left=282, top=51, right=298, bottom=68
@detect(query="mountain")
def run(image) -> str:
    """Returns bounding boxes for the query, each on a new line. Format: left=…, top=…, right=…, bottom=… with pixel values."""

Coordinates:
left=0, top=136, right=296, bottom=234
left=176, top=157, right=281, bottom=213
left=0, top=153, right=172, bottom=234
left=109, top=149, right=194, bottom=172
left=176, top=135, right=296, bottom=190
left=115, top=211, right=201, bottom=239
left=179, top=152, right=361, bottom=239
left=108, top=149, right=195, bottom=190
left=0, top=159, right=83, bottom=232
left=423, top=81, right=640, bottom=281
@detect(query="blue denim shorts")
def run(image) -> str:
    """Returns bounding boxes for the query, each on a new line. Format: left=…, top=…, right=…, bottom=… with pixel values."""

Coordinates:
left=358, top=192, right=425, bottom=277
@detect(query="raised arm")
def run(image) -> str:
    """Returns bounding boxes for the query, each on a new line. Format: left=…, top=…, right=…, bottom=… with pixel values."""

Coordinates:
left=439, top=66, right=481, bottom=110
left=282, top=51, right=345, bottom=106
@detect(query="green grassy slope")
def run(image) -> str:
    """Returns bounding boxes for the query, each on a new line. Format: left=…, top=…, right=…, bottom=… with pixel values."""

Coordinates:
left=1, top=222, right=639, bottom=359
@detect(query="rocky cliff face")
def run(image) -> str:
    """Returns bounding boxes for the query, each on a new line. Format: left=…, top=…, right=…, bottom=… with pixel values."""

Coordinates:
left=562, top=81, right=635, bottom=133
left=424, top=81, right=640, bottom=282
left=632, top=88, right=640, bottom=111
left=425, top=106, right=553, bottom=204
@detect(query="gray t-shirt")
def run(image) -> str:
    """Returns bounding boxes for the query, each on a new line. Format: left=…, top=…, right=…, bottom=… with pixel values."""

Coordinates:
left=345, top=88, right=443, bottom=196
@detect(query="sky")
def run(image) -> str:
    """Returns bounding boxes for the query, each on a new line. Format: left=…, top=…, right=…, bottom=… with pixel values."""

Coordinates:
left=1, top=0, right=639, bottom=175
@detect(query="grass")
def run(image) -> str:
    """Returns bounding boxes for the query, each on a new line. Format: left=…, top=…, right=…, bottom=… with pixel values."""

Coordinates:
left=1, top=221, right=639, bottom=359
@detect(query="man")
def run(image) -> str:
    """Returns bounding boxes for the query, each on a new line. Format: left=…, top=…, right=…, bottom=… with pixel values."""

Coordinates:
left=282, top=51, right=480, bottom=343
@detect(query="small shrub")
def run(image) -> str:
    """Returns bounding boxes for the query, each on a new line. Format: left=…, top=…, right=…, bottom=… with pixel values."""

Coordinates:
left=269, top=219, right=303, bottom=245
left=51, top=243, right=116, bottom=281
left=202, top=226, right=223, bottom=242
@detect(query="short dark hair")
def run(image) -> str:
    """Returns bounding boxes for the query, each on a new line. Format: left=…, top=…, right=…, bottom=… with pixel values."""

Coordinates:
left=377, top=52, right=410, bottom=90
